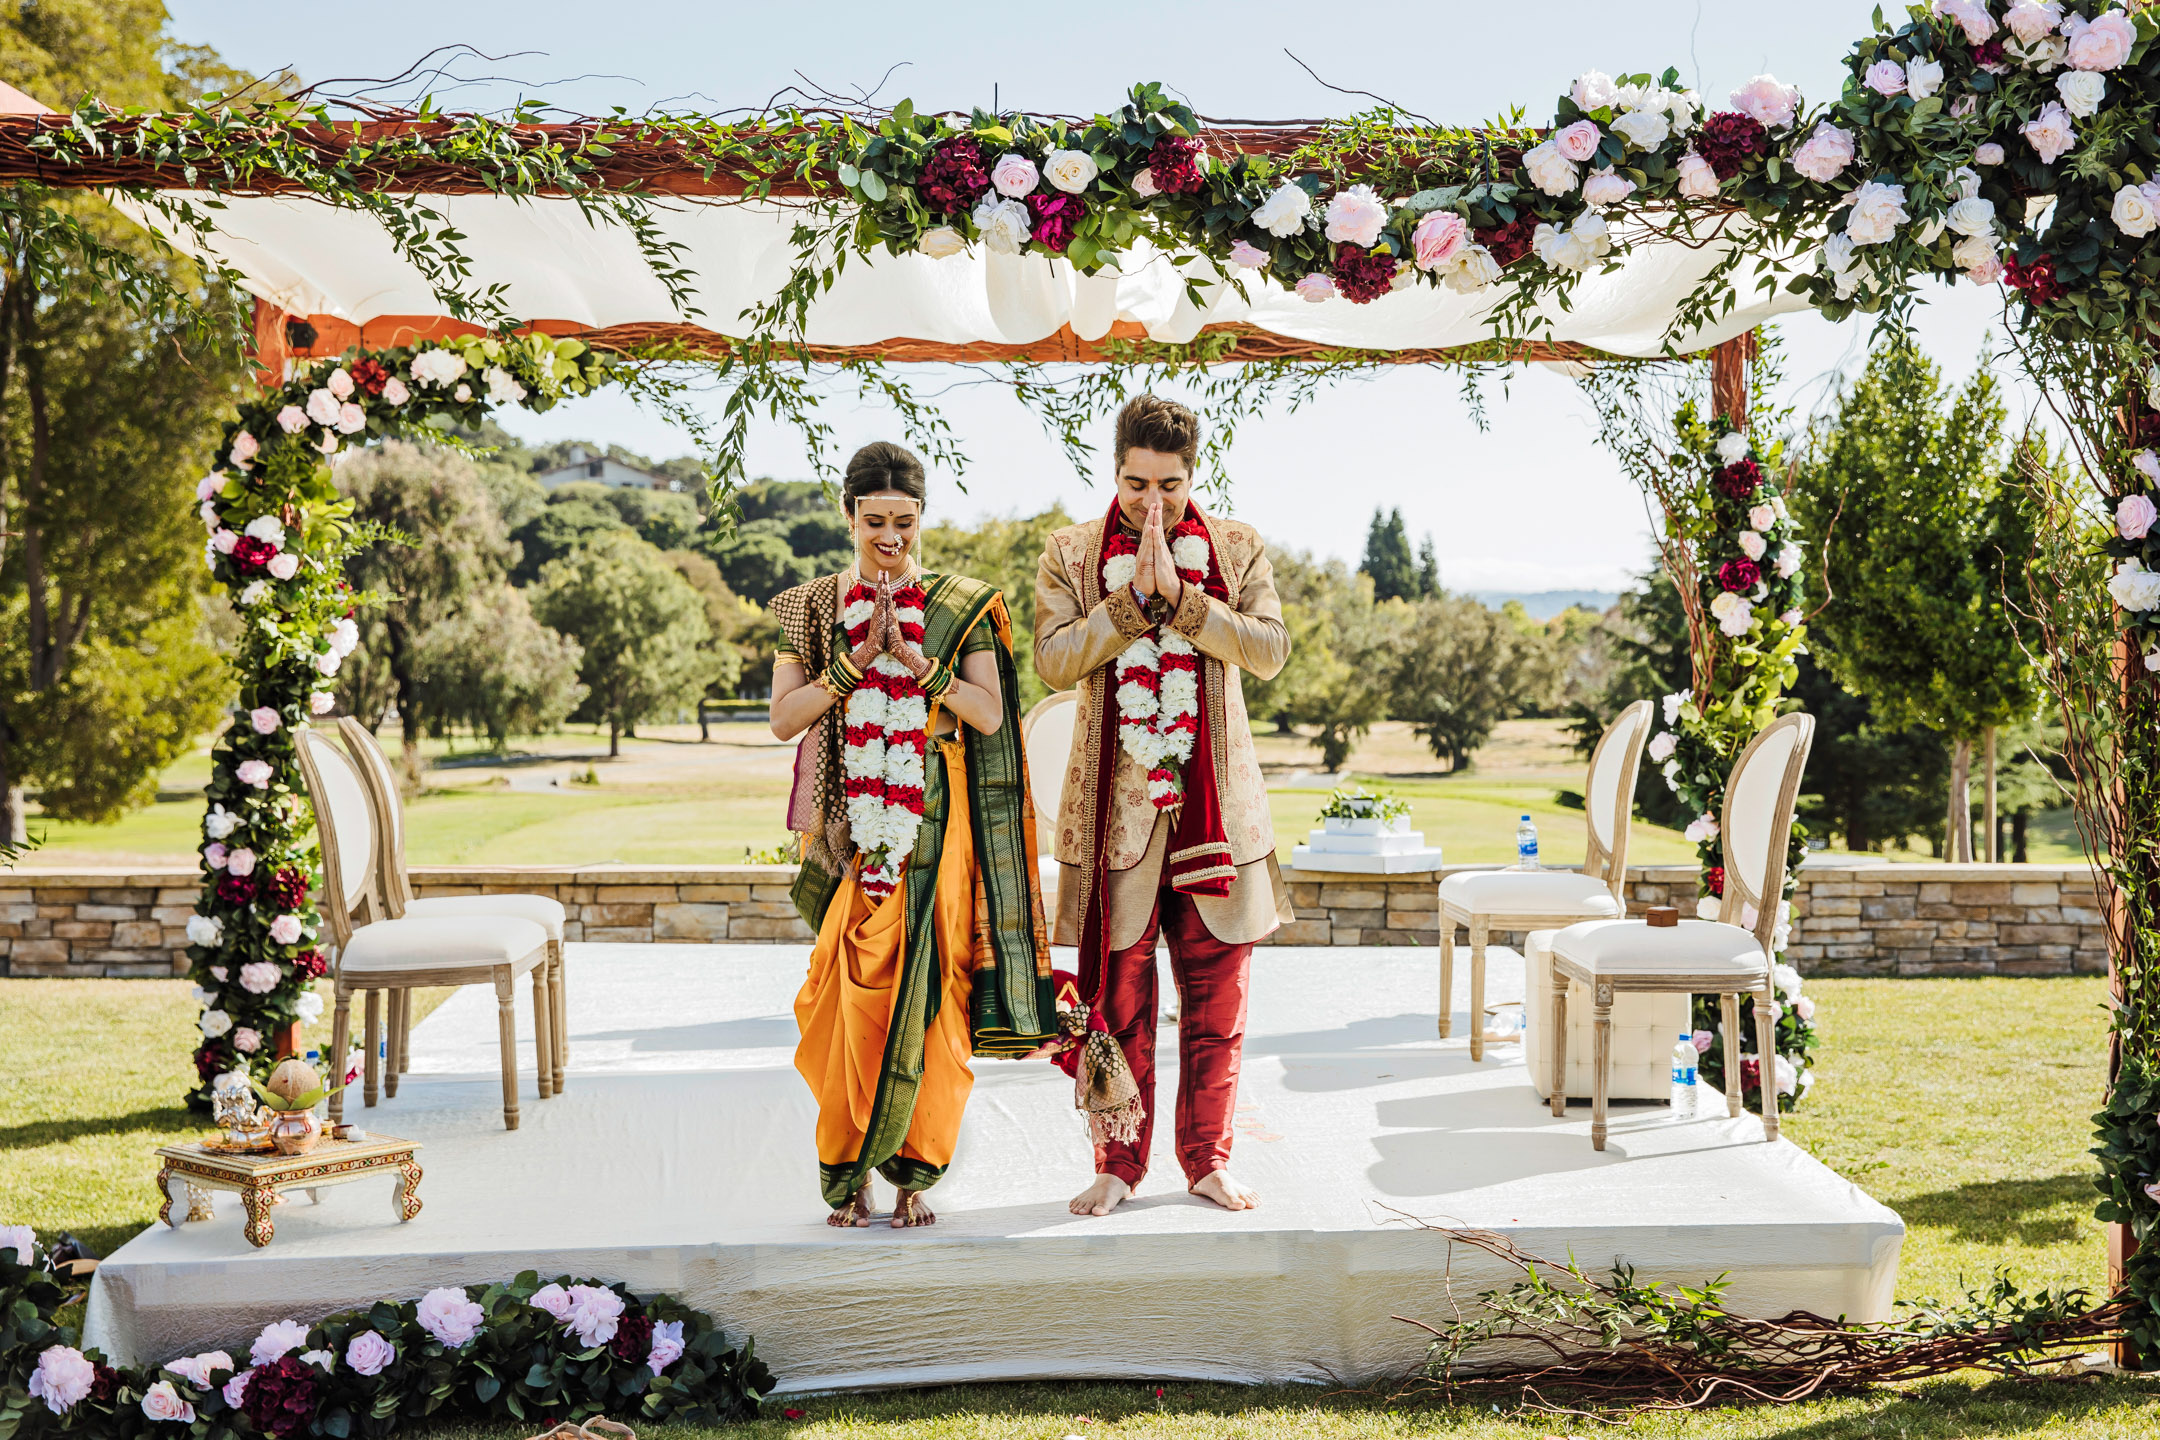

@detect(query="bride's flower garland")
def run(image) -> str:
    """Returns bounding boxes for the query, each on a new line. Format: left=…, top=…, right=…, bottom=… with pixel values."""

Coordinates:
left=839, top=579, right=930, bottom=900
left=1101, top=520, right=1213, bottom=808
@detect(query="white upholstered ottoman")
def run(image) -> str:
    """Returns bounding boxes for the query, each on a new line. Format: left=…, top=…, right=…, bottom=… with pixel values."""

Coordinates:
left=1523, top=928, right=1690, bottom=1102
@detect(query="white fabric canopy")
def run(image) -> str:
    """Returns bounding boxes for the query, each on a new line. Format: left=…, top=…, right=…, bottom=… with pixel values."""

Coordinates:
left=130, top=193, right=1810, bottom=357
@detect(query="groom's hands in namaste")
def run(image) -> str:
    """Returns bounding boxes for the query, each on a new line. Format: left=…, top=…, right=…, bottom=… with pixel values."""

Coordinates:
left=1136, top=501, right=1184, bottom=609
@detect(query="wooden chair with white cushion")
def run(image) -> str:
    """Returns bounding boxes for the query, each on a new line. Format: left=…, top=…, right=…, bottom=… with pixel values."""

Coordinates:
left=293, top=729, right=554, bottom=1131
left=1022, top=691, right=1077, bottom=861
left=1547, top=711, right=1816, bottom=1151
left=1435, top=699, right=1653, bottom=1059
left=337, top=717, right=570, bottom=1097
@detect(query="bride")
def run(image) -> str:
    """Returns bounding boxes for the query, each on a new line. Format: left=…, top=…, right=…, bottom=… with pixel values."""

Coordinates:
left=768, top=442, right=1057, bottom=1228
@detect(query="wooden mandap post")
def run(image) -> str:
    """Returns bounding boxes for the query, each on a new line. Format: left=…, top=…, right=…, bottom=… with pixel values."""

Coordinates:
left=1710, top=330, right=1757, bottom=428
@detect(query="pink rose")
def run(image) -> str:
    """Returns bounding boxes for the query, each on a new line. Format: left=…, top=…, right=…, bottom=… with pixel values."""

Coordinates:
left=381, top=377, right=410, bottom=406
left=211, top=528, right=239, bottom=555
left=1748, top=503, right=1777, bottom=531
left=1792, top=123, right=1855, bottom=183
left=197, top=474, right=222, bottom=501
left=1975, top=142, right=2006, bottom=165
left=1553, top=119, right=1602, bottom=163
left=250, top=706, right=281, bottom=734
left=2066, top=11, right=2135, bottom=71
left=229, top=431, right=259, bottom=466
left=344, top=1331, right=396, bottom=1377
left=2021, top=102, right=2078, bottom=165
left=1934, top=0, right=1998, bottom=44
left=235, top=759, right=273, bottom=788
left=1690, top=1029, right=1714, bottom=1055
left=269, top=915, right=304, bottom=945
left=1227, top=239, right=1268, bottom=269
left=326, top=367, right=355, bottom=399
left=990, top=153, right=1038, bottom=197
left=1322, top=184, right=1388, bottom=246
left=141, top=1380, right=195, bottom=1424
left=222, top=1371, right=252, bottom=1409
left=1581, top=167, right=1635, bottom=207
left=227, top=847, right=256, bottom=875
left=205, top=842, right=228, bottom=869
left=1130, top=169, right=1159, bottom=199
left=564, top=1285, right=625, bottom=1347
left=276, top=405, right=308, bottom=435
left=647, top=1320, right=685, bottom=1375
left=1729, top=75, right=1800, bottom=130
left=530, top=1283, right=575, bottom=1321
left=162, top=1352, right=232, bottom=1390
left=416, top=1287, right=486, bottom=1349
left=337, top=402, right=366, bottom=435
left=251, top=1319, right=311, bottom=1365
left=1294, top=273, right=1336, bottom=303
left=1864, top=59, right=1907, bottom=97
left=238, top=961, right=281, bottom=995
left=268, top=552, right=300, bottom=581
left=304, top=389, right=341, bottom=427
left=29, top=1346, right=96, bottom=1414
left=1676, top=152, right=1720, bottom=199
left=311, top=691, right=337, bottom=715
left=2006, top=0, right=2063, bottom=47
left=1411, top=211, right=1466, bottom=270
left=2119, top=493, right=2158, bottom=539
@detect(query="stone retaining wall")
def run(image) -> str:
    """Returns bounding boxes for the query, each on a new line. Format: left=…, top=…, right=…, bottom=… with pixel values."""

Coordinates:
left=0, top=860, right=2110, bottom=979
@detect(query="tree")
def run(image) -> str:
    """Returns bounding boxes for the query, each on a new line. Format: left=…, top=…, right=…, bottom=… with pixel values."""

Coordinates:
left=598, top=485, right=704, bottom=552
left=1795, top=340, right=2042, bottom=861
left=411, top=584, right=584, bottom=749
left=334, top=442, right=516, bottom=776
left=1387, top=595, right=1561, bottom=771
left=662, top=549, right=749, bottom=732
left=921, top=505, right=1070, bottom=707
left=508, top=490, right=629, bottom=584
left=1361, top=507, right=1421, bottom=602
left=704, top=522, right=813, bottom=604
left=1416, top=535, right=1441, bottom=597
left=530, top=531, right=714, bottom=755
left=1243, top=552, right=1390, bottom=770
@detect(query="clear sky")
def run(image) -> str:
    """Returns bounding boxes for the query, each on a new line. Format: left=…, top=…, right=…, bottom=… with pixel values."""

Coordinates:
left=164, top=0, right=2019, bottom=591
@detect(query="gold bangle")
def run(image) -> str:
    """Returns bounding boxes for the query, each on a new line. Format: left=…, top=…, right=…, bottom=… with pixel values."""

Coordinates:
left=920, top=658, right=955, bottom=700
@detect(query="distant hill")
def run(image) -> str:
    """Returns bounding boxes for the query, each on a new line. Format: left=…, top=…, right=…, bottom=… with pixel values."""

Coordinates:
left=1470, top=590, right=1619, bottom=620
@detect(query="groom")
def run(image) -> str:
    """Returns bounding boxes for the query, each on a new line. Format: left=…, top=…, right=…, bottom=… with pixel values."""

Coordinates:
left=1035, top=394, right=1291, bottom=1216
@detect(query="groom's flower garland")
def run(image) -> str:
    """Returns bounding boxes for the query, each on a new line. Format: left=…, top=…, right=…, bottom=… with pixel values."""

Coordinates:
left=1100, top=521, right=1213, bottom=807
left=838, top=581, right=930, bottom=900
left=185, top=333, right=610, bottom=1106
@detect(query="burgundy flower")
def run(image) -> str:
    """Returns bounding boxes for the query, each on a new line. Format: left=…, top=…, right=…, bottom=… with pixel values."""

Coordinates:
left=2003, top=253, right=2063, bottom=305
left=918, top=137, right=991, bottom=217
left=231, top=536, right=278, bottom=574
left=1696, top=111, right=1768, bottom=179
left=1025, top=190, right=1086, bottom=252
left=1972, top=39, right=2007, bottom=71
left=1741, top=1055, right=1762, bottom=1088
left=1718, top=557, right=1762, bottom=592
left=1146, top=135, right=1206, bottom=196
left=610, top=1312, right=654, bottom=1365
left=1332, top=244, right=1398, bottom=304
left=348, top=357, right=391, bottom=397
left=194, top=1044, right=222, bottom=1080
left=88, top=1364, right=118, bottom=1404
left=1706, top=865, right=1726, bottom=898
left=1712, top=458, right=1763, bottom=500
left=242, top=1356, right=321, bottom=1438
left=292, top=948, right=329, bottom=979
left=270, top=866, right=309, bottom=911
left=217, top=874, right=258, bottom=906
left=1476, top=216, right=1539, bottom=268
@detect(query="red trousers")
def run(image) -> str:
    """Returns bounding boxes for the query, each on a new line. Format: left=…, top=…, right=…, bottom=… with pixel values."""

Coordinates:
left=1093, top=886, right=1253, bottom=1189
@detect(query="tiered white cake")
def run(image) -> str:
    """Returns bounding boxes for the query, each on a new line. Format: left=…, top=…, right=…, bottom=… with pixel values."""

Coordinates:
left=1290, top=816, right=1446, bottom=874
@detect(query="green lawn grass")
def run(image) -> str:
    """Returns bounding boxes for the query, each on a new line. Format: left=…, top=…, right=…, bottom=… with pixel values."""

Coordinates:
left=2, top=971, right=2144, bottom=1435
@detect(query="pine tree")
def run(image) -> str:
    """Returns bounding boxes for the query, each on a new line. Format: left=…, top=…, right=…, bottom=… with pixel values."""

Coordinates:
left=1416, top=535, right=1441, bottom=597
left=1361, top=508, right=1419, bottom=601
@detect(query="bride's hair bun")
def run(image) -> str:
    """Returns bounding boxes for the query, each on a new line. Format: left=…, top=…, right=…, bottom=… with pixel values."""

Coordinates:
left=842, top=441, right=927, bottom=514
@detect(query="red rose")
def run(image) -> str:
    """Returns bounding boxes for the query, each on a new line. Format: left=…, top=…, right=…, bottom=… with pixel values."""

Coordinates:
left=217, top=874, right=258, bottom=906
left=241, top=1356, right=321, bottom=1438
left=1477, top=216, right=1539, bottom=268
left=918, top=136, right=991, bottom=217
left=231, top=536, right=278, bottom=574
left=348, top=357, right=391, bottom=397
left=1706, top=865, right=1726, bottom=898
left=270, top=866, right=309, bottom=910
left=610, top=1311, right=653, bottom=1365
left=1712, top=458, right=1762, bottom=500
left=292, top=948, right=329, bottom=979
left=1718, top=557, right=1761, bottom=592
left=2003, top=253, right=2063, bottom=306
left=1025, top=191, right=1086, bottom=253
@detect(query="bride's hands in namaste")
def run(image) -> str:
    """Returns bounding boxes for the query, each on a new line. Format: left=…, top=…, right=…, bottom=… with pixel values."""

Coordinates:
left=850, top=574, right=893, bottom=674
left=881, top=573, right=934, bottom=681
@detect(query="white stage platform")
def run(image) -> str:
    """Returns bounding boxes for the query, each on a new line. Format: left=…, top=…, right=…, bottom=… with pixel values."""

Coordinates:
left=87, top=943, right=1902, bottom=1390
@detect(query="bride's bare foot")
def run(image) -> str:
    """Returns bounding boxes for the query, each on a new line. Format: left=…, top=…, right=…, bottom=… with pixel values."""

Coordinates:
left=1069, top=1173, right=1131, bottom=1216
left=1191, top=1169, right=1259, bottom=1211
left=825, top=1185, right=875, bottom=1227
left=891, top=1188, right=936, bottom=1228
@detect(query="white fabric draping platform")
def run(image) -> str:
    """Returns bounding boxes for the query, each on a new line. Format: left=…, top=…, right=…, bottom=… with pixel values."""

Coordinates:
left=84, top=943, right=1901, bottom=1389
left=127, top=194, right=1810, bottom=357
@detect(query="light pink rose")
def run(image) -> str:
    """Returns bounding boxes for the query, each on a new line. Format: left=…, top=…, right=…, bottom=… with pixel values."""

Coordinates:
left=1748, top=502, right=1777, bottom=531
left=2006, top=0, right=2063, bottom=46
left=1322, top=184, right=1388, bottom=246
left=647, top=1320, right=685, bottom=1375
left=316, top=649, right=343, bottom=678
left=2021, top=101, right=2078, bottom=164
left=250, top=707, right=281, bottom=735
left=2119, top=493, right=2158, bottom=539
left=1411, top=211, right=1467, bottom=270
left=1294, top=273, right=1336, bottom=303
left=238, top=961, right=281, bottom=995
left=1935, top=0, right=1998, bottom=44
left=29, top=1346, right=96, bottom=1414
left=304, top=389, right=340, bottom=427
left=311, top=691, right=337, bottom=715
left=268, top=552, right=300, bottom=581
left=1676, top=151, right=1720, bottom=198
left=1953, top=94, right=1978, bottom=118
left=1738, top=531, right=1767, bottom=561
left=226, top=847, right=256, bottom=875
left=381, top=377, right=410, bottom=406
left=235, top=759, right=273, bottom=788
left=990, top=153, right=1038, bottom=197
left=1581, top=167, right=1635, bottom=207
left=223, top=1371, right=252, bottom=1409
left=229, top=431, right=259, bottom=467
left=269, top=915, right=304, bottom=945
left=530, top=1283, right=575, bottom=1321
left=325, top=368, right=354, bottom=400
left=205, top=842, right=229, bottom=869
left=1975, top=142, right=2006, bottom=165
left=564, top=1285, right=625, bottom=1348
left=162, top=1352, right=233, bottom=1390
left=1130, top=169, right=1159, bottom=199
left=1864, top=59, right=1907, bottom=96
left=1227, top=239, right=1268, bottom=269
left=276, top=405, right=308, bottom=435
left=197, top=474, right=222, bottom=501
left=1729, top=75, right=1800, bottom=130
left=336, top=402, right=366, bottom=435
left=211, top=528, right=240, bottom=555
left=2066, top=11, right=2135, bottom=71
left=1553, top=119, right=1602, bottom=163
left=1792, top=123, right=1856, bottom=182
left=251, top=1319, right=311, bottom=1366
left=317, top=431, right=339, bottom=455
left=141, top=1380, right=196, bottom=1424
left=344, top=1331, right=397, bottom=1377
left=416, top=1287, right=486, bottom=1349
left=1781, top=608, right=1803, bottom=627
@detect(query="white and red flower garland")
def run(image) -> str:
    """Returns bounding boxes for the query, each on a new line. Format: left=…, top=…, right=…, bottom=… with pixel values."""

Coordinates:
left=839, top=579, right=931, bottom=900
left=1101, top=519, right=1214, bottom=809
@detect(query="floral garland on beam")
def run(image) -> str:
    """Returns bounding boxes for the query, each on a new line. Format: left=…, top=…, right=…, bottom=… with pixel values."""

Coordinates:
left=185, top=333, right=612, bottom=1106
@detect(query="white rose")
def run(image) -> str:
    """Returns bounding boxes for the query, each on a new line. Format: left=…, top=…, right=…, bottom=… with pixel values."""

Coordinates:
left=1717, top=431, right=1751, bottom=464
left=1952, top=231, right=2000, bottom=275
left=484, top=367, right=527, bottom=405
left=1250, top=180, right=1313, bottom=237
left=187, top=914, right=224, bottom=947
left=204, top=804, right=238, bottom=839
left=1522, top=140, right=1580, bottom=196
left=1611, top=107, right=1670, bottom=149
left=1709, top=590, right=1754, bottom=637
left=1323, top=184, right=1388, bottom=246
left=1646, top=731, right=1677, bottom=763
left=2110, top=561, right=2160, bottom=611
left=1905, top=57, right=1945, bottom=101
left=1581, top=167, right=1636, bottom=208
left=1041, top=149, right=1099, bottom=194
left=296, top=990, right=324, bottom=1024
left=1975, top=142, right=2006, bottom=165
left=1571, top=70, right=1619, bottom=110
left=1738, top=530, right=1767, bottom=561
left=243, top=515, right=286, bottom=550
left=2011, top=32, right=2070, bottom=71
left=1441, top=245, right=1502, bottom=293
left=1843, top=181, right=1910, bottom=246
left=2112, top=182, right=2160, bottom=237
left=199, top=1008, right=232, bottom=1039
left=971, top=196, right=1032, bottom=254
left=2057, top=69, right=2107, bottom=117
left=916, top=226, right=966, bottom=259
left=239, top=580, right=269, bottom=607
left=1945, top=195, right=1996, bottom=237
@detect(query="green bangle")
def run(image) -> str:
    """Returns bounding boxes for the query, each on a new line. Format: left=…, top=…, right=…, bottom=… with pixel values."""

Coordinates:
left=823, top=653, right=863, bottom=698
left=920, top=658, right=955, bottom=700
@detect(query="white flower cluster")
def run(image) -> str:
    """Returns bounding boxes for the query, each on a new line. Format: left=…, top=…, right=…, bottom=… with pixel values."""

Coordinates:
left=1113, top=632, right=1201, bottom=805
left=841, top=651, right=929, bottom=872
left=1530, top=212, right=1611, bottom=273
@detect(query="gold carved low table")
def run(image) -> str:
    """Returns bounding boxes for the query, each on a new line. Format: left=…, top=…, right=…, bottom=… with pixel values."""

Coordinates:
left=154, top=1135, right=423, bottom=1248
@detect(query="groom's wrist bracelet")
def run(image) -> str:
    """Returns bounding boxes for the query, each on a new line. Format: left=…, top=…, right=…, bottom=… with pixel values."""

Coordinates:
left=919, top=658, right=955, bottom=700
left=821, top=653, right=864, bottom=699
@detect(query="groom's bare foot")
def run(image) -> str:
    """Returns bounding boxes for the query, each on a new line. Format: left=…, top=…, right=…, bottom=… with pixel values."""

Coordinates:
left=825, top=1185, right=875, bottom=1227
left=891, top=1188, right=936, bottom=1228
left=1069, top=1173, right=1131, bottom=1216
left=1191, top=1169, right=1259, bottom=1211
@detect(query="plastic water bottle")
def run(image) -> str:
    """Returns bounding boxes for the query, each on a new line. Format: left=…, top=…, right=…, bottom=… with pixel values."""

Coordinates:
left=1515, top=814, right=1540, bottom=870
left=1670, top=1033, right=1699, bottom=1117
